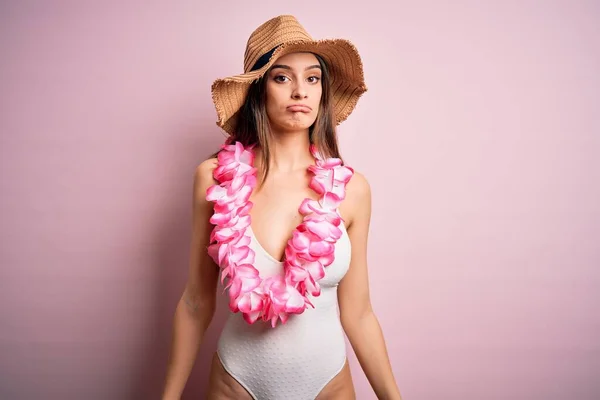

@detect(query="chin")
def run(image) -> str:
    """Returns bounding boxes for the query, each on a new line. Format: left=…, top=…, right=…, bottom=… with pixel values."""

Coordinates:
left=280, top=117, right=317, bottom=131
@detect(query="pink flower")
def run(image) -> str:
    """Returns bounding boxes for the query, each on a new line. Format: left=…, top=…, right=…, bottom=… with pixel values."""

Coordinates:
left=205, top=141, right=354, bottom=328
left=207, top=231, right=250, bottom=268
left=308, top=167, right=352, bottom=199
left=260, top=276, right=307, bottom=327
left=307, top=146, right=354, bottom=200
left=299, top=275, right=321, bottom=297
left=230, top=287, right=265, bottom=324
left=214, top=142, right=256, bottom=182
left=287, top=260, right=325, bottom=297
left=304, top=220, right=342, bottom=241
left=207, top=174, right=256, bottom=215
left=228, top=264, right=261, bottom=298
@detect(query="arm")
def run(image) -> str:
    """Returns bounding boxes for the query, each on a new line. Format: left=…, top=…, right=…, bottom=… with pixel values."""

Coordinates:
left=338, top=172, right=402, bottom=400
left=162, top=159, right=220, bottom=400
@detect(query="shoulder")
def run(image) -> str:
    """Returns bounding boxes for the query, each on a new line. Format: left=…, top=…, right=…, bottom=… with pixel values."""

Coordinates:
left=193, top=157, right=219, bottom=203
left=195, top=157, right=218, bottom=183
left=346, top=169, right=371, bottom=203
left=342, top=169, right=372, bottom=227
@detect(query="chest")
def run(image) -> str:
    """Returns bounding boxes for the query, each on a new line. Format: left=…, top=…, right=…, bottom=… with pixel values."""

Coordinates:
left=248, top=171, right=319, bottom=262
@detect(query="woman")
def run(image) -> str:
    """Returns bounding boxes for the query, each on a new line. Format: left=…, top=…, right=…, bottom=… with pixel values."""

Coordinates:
left=162, top=15, right=402, bottom=400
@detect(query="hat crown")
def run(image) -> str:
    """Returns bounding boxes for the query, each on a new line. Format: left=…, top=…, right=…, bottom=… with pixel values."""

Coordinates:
left=243, top=15, right=313, bottom=73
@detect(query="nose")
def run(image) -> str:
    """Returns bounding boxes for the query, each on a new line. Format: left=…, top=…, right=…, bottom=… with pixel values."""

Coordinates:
left=291, top=82, right=307, bottom=99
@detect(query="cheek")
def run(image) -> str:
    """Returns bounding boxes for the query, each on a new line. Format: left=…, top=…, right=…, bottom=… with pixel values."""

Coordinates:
left=265, top=99, right=282, bottom=122
left=265, top=85, right=286, bottom=111
left=312, top=83, right=323, bottom=99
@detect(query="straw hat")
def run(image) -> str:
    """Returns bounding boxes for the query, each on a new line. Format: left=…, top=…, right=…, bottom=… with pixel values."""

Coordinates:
left=211, top=15, right=368, bottom=135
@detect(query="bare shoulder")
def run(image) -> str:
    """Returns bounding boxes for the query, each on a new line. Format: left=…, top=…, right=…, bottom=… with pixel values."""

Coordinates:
left=193, top=157, right=219, bottom=204
left=343, top=169, right=372, bottom=228
left=196, top=157, right=218, bottom=181
left=346, top=169, right=371, bottom=200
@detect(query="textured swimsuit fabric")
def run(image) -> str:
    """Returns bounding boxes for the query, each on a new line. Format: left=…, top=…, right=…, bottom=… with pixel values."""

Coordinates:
left=216, top=222, right=352, bottom=400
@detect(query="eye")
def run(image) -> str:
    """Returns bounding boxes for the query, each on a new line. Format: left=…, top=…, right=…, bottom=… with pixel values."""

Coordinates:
left=273, top=75, right=290, bottom=83
left=307, top=76, right=321, bottom=84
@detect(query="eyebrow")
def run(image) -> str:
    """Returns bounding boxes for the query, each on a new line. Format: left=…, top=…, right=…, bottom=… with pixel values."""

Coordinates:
left=270, top=64, right=322, bottom=72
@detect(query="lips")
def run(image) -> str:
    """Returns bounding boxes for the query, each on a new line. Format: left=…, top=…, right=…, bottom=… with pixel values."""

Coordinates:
left=287, top=104, right=312, bottom=113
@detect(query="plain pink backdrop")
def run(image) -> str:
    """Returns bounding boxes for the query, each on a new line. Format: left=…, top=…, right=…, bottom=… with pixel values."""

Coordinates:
left=1, top=1, right=599, bottom=399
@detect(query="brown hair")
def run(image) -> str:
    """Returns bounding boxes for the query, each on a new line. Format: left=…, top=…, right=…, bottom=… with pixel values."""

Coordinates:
left=210, top=54, right=344, bottom=189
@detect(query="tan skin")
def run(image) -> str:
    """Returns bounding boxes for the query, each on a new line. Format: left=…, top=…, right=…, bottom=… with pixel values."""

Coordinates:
left=162, top=52, right=402, bottom=400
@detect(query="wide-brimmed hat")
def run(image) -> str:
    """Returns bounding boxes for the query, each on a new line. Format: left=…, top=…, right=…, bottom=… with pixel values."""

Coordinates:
left=211, top=15, right=368, bottom=135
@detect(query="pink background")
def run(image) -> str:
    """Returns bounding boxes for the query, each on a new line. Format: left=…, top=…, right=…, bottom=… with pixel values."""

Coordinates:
left=1, top=1, right=599, bottom=399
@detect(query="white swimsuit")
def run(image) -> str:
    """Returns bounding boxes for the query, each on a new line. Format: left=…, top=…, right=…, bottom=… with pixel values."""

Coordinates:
left=216, top=221, right=352, bottom=400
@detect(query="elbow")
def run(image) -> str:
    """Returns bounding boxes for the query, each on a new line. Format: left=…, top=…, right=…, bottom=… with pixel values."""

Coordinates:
left=340, top=303, right=374, bottom=330
left=179, top=292, right=216, bottom=327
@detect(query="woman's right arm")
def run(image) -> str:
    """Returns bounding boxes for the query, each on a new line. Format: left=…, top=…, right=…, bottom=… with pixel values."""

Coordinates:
left=162, top=158, right=220, bottom=400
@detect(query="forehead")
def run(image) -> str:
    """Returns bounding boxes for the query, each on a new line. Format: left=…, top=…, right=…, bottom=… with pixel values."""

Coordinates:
left=272, top=52, right=319, bottom=67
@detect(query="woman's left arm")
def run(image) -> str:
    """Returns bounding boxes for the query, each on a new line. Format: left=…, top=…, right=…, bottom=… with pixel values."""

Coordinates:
left=338, top=172, right=402, bottom=400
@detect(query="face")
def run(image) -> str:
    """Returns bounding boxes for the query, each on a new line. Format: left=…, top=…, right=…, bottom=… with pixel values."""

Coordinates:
left=264, top=52, right=323, bottom=133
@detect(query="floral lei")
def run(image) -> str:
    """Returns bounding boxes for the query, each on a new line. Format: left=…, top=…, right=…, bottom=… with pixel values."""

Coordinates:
left=206, top=141, right=353, bottom=327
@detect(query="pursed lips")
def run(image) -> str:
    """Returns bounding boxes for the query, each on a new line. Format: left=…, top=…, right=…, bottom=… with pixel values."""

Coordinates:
left=286, top=104, right=312, bottom=113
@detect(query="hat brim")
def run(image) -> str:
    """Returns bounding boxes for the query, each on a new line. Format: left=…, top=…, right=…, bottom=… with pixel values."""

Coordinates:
left=211, top=39, right=368, bottom=135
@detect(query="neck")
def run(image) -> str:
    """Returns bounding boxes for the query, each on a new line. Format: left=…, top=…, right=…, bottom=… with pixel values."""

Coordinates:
left=257, top=129, right=314, bottom=173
